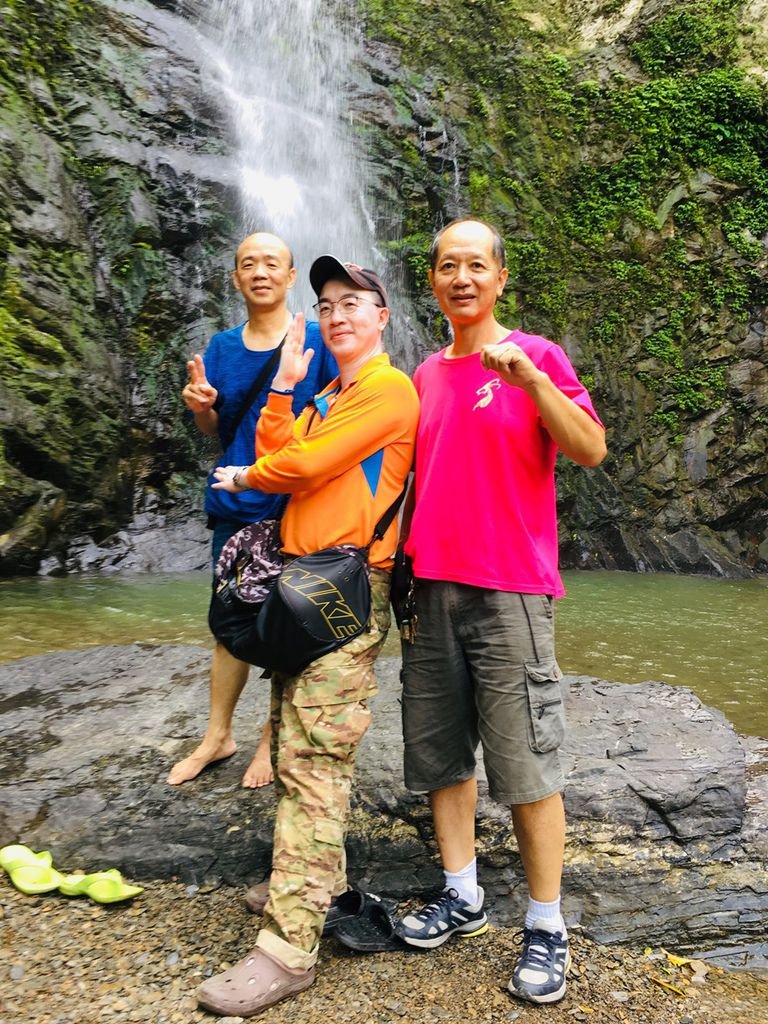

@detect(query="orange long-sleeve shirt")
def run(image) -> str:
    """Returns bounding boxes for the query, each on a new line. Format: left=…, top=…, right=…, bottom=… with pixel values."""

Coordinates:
left=244, top=353, right=419, bottom=569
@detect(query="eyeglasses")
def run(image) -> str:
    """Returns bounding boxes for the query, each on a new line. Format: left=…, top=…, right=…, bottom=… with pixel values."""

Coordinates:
left=312, top=294, right=383, bottom=319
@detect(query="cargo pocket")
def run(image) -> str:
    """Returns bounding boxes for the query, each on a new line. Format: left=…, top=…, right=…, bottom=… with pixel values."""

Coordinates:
left=296, top=700, right=372, bottom=761
left=314, top=817, right=345, bottom=847
left=524, top=659, right=565, bottom=754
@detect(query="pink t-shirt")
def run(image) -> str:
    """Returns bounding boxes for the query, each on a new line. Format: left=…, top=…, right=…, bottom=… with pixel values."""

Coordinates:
left=405, top=331, right=602, bottom=598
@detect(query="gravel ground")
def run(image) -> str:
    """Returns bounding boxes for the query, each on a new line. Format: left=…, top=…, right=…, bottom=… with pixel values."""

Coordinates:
left=1, top=879, right=767, bottom=1024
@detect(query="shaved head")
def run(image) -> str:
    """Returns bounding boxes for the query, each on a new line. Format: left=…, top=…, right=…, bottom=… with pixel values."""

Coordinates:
left=235, top=232, right=294, bottom=269
left=429, top=219, right=506, bottom=271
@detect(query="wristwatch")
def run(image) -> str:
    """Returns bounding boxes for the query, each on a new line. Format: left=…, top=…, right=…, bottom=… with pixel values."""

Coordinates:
left=233, top=466, right=249, bottom=489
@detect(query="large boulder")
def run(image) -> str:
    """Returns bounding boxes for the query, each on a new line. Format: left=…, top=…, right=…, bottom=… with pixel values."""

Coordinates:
left=1, top=645, right=765, bottom=960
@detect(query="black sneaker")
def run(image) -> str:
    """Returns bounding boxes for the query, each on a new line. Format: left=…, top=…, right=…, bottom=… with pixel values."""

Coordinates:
left=394, top=887, right=488, bottom=949
left=508, top=920, right=571, bottom=1004
left=322, top=889, right=387, bottom=936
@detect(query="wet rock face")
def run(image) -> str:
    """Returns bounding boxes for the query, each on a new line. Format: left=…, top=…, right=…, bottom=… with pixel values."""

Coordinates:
left=36, top=507, right=211, bottom=575
left=1, top=0, right=767, bottom=576
left=1, top=646, right=765, bottom=958
left=0, top=0, right=237, bottom=574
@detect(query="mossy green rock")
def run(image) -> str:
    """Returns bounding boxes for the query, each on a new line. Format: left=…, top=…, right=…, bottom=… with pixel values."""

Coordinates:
left=355, top=0, right=768, bottom=575
left=0, top=0, right=236, bottom=573
left=0, top=0, right=766, bottom=575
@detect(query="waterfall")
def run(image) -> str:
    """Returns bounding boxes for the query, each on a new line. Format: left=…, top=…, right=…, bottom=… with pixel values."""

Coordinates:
left=190, top=0, right=379, bottom=313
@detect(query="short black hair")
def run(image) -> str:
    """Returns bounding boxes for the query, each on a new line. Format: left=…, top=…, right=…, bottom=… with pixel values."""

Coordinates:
left=428, top=218, right=506, bottom=271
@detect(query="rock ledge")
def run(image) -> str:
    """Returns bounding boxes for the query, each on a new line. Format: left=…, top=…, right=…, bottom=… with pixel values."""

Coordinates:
left=1, top=644, right=766, bottom=962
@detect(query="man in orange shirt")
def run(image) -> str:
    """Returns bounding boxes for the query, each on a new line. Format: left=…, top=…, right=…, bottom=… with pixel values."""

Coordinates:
left=195, top=257, right=419, bottom=1018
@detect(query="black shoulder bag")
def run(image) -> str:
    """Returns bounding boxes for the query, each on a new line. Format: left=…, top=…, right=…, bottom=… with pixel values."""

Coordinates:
left=209, top=486, right=406, bottom=676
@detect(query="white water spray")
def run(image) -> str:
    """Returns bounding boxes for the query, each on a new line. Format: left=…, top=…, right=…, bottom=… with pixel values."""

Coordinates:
left=190, top=0, right=379, bottom=312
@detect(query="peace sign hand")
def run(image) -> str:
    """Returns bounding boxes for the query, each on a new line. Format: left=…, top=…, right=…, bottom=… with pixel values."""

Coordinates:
left=182, top=354, right=218, bottom=413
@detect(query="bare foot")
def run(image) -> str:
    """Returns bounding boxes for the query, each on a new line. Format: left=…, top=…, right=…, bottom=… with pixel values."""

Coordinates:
left=166, top=739, right=237, bottom=786
left=242, top=748, right=274, bottom=788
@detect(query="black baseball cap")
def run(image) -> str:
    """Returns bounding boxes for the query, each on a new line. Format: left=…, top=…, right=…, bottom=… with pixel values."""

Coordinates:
left=309, top=255, right=388, bottom=308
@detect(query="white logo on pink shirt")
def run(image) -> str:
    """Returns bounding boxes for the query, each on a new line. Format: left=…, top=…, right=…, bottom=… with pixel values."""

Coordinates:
left=473, top=378, right=502, bottom=410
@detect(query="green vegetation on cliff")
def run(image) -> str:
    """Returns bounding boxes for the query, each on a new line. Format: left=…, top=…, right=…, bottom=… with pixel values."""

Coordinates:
left=360, top=0, right=767, bottom=571
left=363, top=0, right=766, bottom=347
left=0, top=0, right=87, bottom=76
left=0, top=1, right=121, bottom=567
left=0, top=0, right=234, bottom=570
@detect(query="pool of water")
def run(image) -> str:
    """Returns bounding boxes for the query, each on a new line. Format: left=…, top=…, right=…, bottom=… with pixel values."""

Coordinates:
left=1, top=569, right=766, bottom=737
left=556, top=570, right=768, bottom=738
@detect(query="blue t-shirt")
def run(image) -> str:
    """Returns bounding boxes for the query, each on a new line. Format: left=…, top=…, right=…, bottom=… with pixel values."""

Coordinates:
left=203, top=320, right=338, bottom=524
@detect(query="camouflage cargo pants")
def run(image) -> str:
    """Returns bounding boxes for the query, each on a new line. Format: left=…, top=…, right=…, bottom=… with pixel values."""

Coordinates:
left=255, top=568, right=391, bottom=970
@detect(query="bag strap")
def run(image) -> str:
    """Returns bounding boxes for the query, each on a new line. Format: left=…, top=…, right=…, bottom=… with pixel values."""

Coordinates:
left=368, top=483, right=408, bottom=547
left=219, top=337, right=286, bottom=451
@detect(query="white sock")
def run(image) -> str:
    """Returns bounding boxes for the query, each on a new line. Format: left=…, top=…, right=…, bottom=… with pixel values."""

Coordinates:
left=526, top=896, right=566, bottom=936
left=444, top=858, right=479, bottom=905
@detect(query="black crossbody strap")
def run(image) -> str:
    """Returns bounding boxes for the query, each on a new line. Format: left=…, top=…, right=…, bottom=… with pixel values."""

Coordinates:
left=369, top=483, right=408, bottom=546
left=219, top=337, right=286, bottom=451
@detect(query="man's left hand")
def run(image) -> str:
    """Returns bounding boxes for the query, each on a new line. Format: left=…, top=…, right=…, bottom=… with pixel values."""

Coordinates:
left=481, top=342, right=542, bottom=392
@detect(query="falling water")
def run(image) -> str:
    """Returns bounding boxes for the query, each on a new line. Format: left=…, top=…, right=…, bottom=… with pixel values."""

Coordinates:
left=189, top=0, right=380, bottom=313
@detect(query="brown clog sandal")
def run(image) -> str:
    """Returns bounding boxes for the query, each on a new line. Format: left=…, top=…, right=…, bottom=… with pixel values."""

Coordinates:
left=243, top=879, right=270, bottom=915
left=197, top=946, right=314, bottom=1017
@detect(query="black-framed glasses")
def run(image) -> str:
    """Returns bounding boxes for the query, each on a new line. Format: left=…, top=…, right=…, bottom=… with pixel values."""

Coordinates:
left=312, top=294, right=384, bottom=319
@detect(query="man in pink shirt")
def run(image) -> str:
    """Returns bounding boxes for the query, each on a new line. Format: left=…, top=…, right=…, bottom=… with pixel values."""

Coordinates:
left=395, top=219, right=607, bottom=1006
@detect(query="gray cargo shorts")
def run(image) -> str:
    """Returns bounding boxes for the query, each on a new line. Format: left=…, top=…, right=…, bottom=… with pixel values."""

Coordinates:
left=401, top=580, right=565, bottom=805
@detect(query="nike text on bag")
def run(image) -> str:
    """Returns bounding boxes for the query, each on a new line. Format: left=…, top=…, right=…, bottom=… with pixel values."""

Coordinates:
left=209, top=539, right=370, bottom=676
left=256, top=545, right=371, bottom=674
left=208, top=489, right=405, bottom=677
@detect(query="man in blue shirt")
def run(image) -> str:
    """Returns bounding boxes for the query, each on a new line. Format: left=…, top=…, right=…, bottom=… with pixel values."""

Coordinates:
left=167, top=232, right=337, bottom=787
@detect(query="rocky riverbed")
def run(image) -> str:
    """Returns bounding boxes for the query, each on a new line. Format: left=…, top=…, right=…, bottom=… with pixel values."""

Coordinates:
left=2, top=879, right=768, bottom=1024
left=2, top=644, right=767, bottom=966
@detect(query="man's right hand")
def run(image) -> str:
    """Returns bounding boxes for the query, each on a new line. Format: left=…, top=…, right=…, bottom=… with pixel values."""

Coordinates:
left=182, top=354, right=218, bottom=413
left=271, top=313, right=315, bottom=392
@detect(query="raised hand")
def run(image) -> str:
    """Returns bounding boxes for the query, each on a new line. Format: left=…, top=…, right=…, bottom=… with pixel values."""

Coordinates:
left=480, top=342, right=541, bottom=393
left=271, top=313, right=315, bottom=392
left=182, top=354, right=218, bottom=413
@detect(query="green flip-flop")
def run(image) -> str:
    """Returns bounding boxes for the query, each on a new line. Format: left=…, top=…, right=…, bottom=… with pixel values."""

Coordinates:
left=59, top=867, right=122, bottom=896
left=7, top=862, right=65, bottom=895
left=0, top=845, right=62, bottom=893
left=59, top=869, right=143, bottom=903
left=1, top=845, right=143, bottom=903
left=0, top=844, right=54, bottom=874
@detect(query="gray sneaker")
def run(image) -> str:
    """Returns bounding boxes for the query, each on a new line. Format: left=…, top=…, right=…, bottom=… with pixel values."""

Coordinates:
left=508, top=919, right=571, bottom=1004
left=395, top=887, right=488, bottom=949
